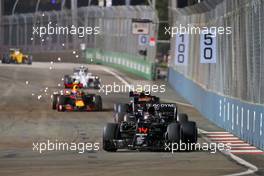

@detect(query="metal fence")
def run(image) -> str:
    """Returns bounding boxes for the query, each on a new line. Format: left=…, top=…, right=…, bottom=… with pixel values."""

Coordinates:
left=0, top=6, right=157, bottom=60
left=169, top=0, right=264, bottom=105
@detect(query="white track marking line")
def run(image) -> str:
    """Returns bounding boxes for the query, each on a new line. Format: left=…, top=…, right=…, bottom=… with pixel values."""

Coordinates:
left=208, top=137, right=239, bottom=141
left=102, top=66, right=193, bottom=108
left=232, top=146, right=257, bottom=149
left=224, top=153, right=258, bottom=176
left=101, top=67, right=130, bottom=86
left=230, top=150, right=264, bottom=153
left=199, top=129, right=258, bottom=176
left=211, top=141, right=246, bottom=144
left=206, top=134, right=234, bottom=137
left=102, top=66, right=259, bottom=176
left=202, top=131, right=230, bottom=134
left=228, top=144, right=250, bottom=146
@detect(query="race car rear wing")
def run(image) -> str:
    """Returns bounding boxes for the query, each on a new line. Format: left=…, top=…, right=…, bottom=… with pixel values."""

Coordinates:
left=129, top=91, right=151, bottom=97
left=152, top=103, right=177, bottom=112
left=150, top=103, right=177, bottom=119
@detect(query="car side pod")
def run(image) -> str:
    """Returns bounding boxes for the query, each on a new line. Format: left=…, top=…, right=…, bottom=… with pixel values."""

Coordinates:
left=103, top=123, right=119, bottom=152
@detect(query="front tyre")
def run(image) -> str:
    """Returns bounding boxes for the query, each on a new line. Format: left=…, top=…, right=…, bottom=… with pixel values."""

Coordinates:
left=103, top=123, right=119, bottom=152
left=94, top=95, right=102, bottom=111
left=1, top=55, right=6, bottom=64
left=57, top=95, right=66, bottom=112
left=52, top=94, right=58, bottom=110
left=114, top=113, right=125, bottom=123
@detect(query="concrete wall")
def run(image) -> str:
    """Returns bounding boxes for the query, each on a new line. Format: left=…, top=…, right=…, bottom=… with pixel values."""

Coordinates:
left=169, top=68, right=264, bottom=150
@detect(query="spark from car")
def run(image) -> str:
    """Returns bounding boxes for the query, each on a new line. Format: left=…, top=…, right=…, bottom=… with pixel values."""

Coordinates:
left=58, top=57, right=61, bottom=61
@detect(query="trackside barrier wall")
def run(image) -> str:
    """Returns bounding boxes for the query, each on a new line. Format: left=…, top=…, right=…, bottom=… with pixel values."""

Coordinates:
left=169, top=0, right=264, bottom=150
left=85, top=48, right=154, bottom=80
left=0, top=6, right=157, bottom=62
left=169, top=68, right=264, bottom=150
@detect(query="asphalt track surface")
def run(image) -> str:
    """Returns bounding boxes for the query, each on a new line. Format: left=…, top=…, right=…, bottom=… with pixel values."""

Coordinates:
left=0, top=62, right=262, bottom=176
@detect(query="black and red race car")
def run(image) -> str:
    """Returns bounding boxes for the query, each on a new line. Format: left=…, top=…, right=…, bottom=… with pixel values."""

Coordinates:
left=113, top=91, right=160, bottom=122
left=103, top=103, right=198, bottom=152
left=52, top=88, right=102, bottom=112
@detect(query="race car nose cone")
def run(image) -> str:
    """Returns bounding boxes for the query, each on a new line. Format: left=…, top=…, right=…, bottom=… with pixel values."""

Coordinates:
left=75, top=100, right=85, bottom=107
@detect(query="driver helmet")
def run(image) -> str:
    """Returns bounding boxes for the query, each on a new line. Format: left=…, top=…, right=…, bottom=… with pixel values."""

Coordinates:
left=144, top=106, right=155, bottom=120
left=147, top=106, right=155, bottom=116
left=72, top=85, right=79, bottom=94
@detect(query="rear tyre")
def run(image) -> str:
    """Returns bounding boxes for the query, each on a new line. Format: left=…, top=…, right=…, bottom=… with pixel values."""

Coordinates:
left=103, top=123, right=119, bottom=152
left=117, top=103, right=128, bottom=113
left=27, top=56, right=33, bottom=65
left=52, top=94, right=58, bottom=110
left=2, top=54, right=6, bottom=64
left=94, top=80, right=100, bottom=89
left=3, top=54, right=10, bottom=64
left=64, top=75, right=71, bottom=85
left=167, top=123, right=181, bottom=143
left=178, top=113, right=188, bottom=124
left=94, top=95, right=102, bottom=111
left=181, top=121, right=198, bottom=144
